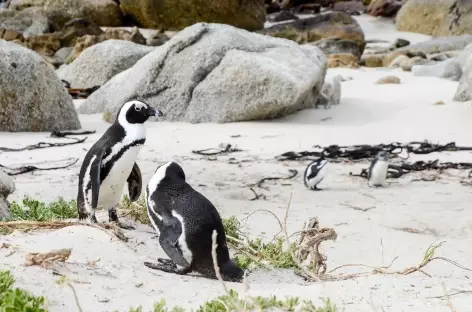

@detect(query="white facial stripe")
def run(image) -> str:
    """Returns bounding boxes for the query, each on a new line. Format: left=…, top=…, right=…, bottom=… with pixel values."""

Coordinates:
left=117, top=100, right=149, bottom=127
left=147, top=161, right=173, bottom=194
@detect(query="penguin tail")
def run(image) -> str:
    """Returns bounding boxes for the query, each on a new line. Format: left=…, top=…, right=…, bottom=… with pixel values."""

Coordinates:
left=220, top=260, right=245, bottom=283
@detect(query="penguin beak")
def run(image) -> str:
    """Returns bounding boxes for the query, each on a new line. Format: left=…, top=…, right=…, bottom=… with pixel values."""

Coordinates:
left=147, top=107, right=164, bottom=117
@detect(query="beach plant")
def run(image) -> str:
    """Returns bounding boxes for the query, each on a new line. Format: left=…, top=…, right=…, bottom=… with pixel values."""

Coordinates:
left=127, top=290, right=337, bottom=312
left=119, top=195, right=149, bottom=225
left=7, top=196, right=77, bottom=221
left=0, top=270, right=46, bottom=311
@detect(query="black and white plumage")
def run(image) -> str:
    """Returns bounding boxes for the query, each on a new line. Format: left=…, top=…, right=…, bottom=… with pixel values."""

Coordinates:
left=144, top=161, right=244, bottom=282
left=368, top=151, right=389, bottom=187
left=77, top=100, right=163, bottom=229
left=304, top=157, right=329, bottom=191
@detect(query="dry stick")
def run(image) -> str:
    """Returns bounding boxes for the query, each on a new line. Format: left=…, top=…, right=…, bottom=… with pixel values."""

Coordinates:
left=67, top=282, right=84, bottom=312
left=0, top=221, right=128, bottom=242
left=340, top=203, right=375, bottom=212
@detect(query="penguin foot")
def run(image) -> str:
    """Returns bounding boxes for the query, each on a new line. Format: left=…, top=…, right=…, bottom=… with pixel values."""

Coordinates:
left=108, top=208, right=135, bottom=230
left=144, top=261, right=189, bottom=275
left=111, top=220, right=135, bottom=230
left=157, top=258, right=176, bottom=266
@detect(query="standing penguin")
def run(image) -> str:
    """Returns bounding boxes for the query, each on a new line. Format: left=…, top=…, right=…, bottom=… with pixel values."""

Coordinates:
left=77, top=100, right=163, bottom=229
left=144, top=161, right=244, bottom=282
left=368, top=151, right=389, bottom=187
left=304, top=157, right=329, bottom=191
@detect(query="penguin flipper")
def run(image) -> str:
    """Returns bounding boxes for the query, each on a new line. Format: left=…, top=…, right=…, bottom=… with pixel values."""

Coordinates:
left=159, top=220, right=191, bottom=269
left=90, top=152, right=104, bottom=209
left=127, top=162, right=142, bottom=202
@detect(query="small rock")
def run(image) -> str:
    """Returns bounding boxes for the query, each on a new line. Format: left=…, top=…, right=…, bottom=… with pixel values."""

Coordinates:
left=57, top=40, right=155, bottom=89
left=361, top=54, right=384, bottom=67
left=453, top=54, right=472, bottom=102
left=368, top=0, right=403, bottom=17
left=388, top=54, right=410, bottom=68
left=412, top=58, right=462, bottom=81
left=400, top=56, right=433, bottom=71
left=433, top=100, right=445, bottom=105
left=327, top=53, right=359, bottom=68
left=0, top=169, right=15, bottom=220
left=266, top=10, right=299, bottom=23
left=333, top=1, right=366, bottom=15
left=261, top=12, right=366, bottom=56
left=146, top=31, right=170, bottom=47
left=293, top=3, right=321, bottom=14
left=310, top=38, right=362, bottom=58
left=393, top=38, right=410, bottom=48
left=375, top=75, right=401, bottom=84
left=316, top=75, right=343, bottom=108
left=54, top=46, right=74, bottom=64
left=455, top=43, right=472, bottom=70
left=395, top=35, right=472, bottom=56
left=66, top=27, right=146, bottom=63
left=428, top=51, right=460, bottom=62
left=10, top=0, right=123, bottom=28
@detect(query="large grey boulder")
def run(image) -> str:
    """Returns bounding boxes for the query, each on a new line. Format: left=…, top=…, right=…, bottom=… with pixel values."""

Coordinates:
left=79, top=23, right=327, bottom=123
left=395, top=35, right=472, bottom=55
left=412, top=58, right=462, bottom=81
left=396, top=0, right=472, bottom=36
left=0, top=170, right=15, bottom=220
left=454, top=54, right=472, bottom=102
left=57, top=40, right=155, bottom=89
left=0, top=40, right=81, bottom=132
left=0, top=7, right=51, bottom=38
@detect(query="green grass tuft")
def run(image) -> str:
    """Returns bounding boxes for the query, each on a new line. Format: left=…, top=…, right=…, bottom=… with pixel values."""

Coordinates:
left=0, top=270, right=46, bottom=311
left=198, top=289, right=336, bottom=312
left=128, top=290, right=336, bottom=312
left=232, top=237, right=297, bottom=270
left=7, top=196, right=77, bottom=222
left=119, top=195, right=150, bottom=225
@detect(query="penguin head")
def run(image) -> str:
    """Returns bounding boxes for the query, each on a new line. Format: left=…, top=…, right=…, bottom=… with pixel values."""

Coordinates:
left=117, top=100, right=164, bottom=125
left=154, top=161, right=186, bottom=183
left=376, top=151, right=389, bottom=161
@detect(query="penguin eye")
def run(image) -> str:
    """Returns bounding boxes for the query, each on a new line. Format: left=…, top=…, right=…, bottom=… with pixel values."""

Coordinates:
left=135, top=106, right=142, bottom=112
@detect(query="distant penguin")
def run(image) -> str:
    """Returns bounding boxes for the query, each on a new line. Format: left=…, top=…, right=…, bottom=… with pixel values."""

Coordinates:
left=144, top=161, right=244, bottom=282
left=77, top=100, right=163, bottom=229
left=304, top=157, right=329, bottom=191
left=368, top=151, right=389, bottom=187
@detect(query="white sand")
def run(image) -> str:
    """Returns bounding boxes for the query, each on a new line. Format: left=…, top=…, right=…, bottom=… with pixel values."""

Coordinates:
left=1, top=17, right=472, bottom=312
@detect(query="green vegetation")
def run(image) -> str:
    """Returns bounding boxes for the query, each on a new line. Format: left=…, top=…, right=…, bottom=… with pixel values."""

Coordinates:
left=222, top=216, right=297, bottom=270
left=0, top=270, right=46, bottom=312
left=120, top=195, right=149, bottom=225
left=128, top=290, right=336, bottom=312
left=7, top=196, right=77, bottom=222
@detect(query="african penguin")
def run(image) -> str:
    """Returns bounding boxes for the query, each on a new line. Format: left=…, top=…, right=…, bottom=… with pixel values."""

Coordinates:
left=144, top=161, right=244, bottom=282
left=368, top=151, right=389, bottom=187
left=77, top=100, right=163, bottom=229
left=304, top=157, right=329, bottom=191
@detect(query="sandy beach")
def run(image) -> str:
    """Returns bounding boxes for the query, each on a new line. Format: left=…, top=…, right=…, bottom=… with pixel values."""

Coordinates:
left=1, top=15, right=472, bottom=312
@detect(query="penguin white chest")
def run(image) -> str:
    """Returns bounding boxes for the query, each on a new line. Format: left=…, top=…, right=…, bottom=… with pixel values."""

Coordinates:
left=306, top=163, right=328, bottom=188
left=369, top=160, right=388, bottom=186
left=98, top=144, right=143, bottom=207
